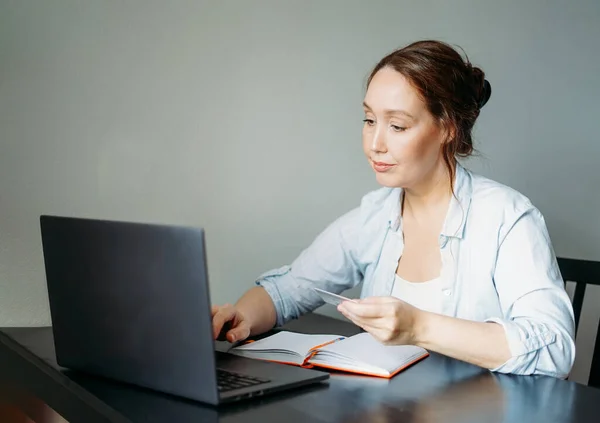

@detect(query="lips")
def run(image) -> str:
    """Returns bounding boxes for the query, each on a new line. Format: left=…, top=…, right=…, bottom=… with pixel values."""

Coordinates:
left=372, top=161, right=395, bottom=172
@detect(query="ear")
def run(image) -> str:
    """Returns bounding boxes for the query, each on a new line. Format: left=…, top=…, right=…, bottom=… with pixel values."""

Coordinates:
left=441, top=121, right=456, bottom=145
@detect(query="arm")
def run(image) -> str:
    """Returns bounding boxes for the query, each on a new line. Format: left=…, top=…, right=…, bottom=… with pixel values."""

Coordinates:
left=256, top=207, right=364, bottom=326
left=235, top=286, right=277, bottom=336
left=339, top=297, right=510, bottom=369
left=415, top=313, right=511, bottom=369
left=214, top=204, right=368, bottom=342
left=419, top=207, right=575, bottom=375
left=481, top=207, right=576, bottom=376
left=212, top=287, right=277, bottom=342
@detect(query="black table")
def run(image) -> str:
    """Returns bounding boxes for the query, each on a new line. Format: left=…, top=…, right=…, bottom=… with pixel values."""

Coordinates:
left=1, top=313, right=599, bottom=422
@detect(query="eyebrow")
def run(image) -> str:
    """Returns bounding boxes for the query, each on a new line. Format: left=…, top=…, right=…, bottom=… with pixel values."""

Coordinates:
left=362, top=101, right=415, bottom=120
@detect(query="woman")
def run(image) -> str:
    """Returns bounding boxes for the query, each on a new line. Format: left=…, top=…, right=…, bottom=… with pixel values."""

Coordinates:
left=211, top=40, right=575, bottom=377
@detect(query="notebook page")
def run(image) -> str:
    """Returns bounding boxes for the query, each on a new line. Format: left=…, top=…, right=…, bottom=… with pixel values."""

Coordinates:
left=228, top=349, right=305, bottom=365
left=309, top=351, right=384, bottom=375
left=231, top=331, right=344, bottom=357
left=313, top=332, right=427, bottom=374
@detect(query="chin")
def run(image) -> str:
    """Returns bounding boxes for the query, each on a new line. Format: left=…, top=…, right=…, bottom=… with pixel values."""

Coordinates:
left=374, top=172, right=405, bottom=188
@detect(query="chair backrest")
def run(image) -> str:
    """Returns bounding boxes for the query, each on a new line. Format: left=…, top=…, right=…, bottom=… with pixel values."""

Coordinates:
left=557, top=257, right=600, bottom=388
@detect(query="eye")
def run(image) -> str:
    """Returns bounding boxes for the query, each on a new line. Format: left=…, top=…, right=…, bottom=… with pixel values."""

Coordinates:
left=391, top=125, right=406, bottom=132
left=363, top=118, right=375, bottom=126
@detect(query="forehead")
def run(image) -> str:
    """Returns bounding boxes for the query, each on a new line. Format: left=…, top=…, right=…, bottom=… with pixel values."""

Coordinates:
left=364, top=67, right=425, bottom=113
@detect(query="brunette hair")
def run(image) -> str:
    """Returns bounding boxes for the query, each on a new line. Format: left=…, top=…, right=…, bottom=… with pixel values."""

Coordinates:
left=367, top=40, right=491, bottom=192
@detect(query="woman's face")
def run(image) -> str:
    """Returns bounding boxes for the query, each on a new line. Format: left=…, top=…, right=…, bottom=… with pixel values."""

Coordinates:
left=362, top=67, right=448, bottom=190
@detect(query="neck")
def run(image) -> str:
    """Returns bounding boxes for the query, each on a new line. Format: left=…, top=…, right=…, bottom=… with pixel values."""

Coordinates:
left=403, top=162, right=453, bottom=214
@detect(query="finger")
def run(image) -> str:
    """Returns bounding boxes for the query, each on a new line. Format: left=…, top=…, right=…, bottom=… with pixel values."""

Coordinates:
left=226, top=321, right=251, bottom=343
left=358, top=296, right=399, bottom=304
left=339, top=306, right=364, bottom=328
left=340, top=306, right=390, bottom=330
left=212, top=303, right=233, bottom=317
left=212, top=305, right=236, bottom=339
left=338, top=305, right=401, bottom=344
left=341, top=301, right=387, bottom=318
left=338, top=305, right=376, bottom=328
left=358, top=325, right=390, bottom=344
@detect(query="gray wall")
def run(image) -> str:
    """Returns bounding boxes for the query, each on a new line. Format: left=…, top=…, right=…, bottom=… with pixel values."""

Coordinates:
left=1, top=0, right=598, bottom=383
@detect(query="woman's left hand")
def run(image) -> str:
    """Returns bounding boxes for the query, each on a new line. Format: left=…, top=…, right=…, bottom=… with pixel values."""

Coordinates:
left=337, top=296, right=424, bottom=345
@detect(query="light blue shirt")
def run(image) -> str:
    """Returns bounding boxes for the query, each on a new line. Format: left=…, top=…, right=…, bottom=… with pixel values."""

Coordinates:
left=256, top=163, right=576, bottom=378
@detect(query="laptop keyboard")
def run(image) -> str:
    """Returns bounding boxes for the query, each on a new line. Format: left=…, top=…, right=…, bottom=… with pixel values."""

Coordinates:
left=217, top=369, right=270, bottom=392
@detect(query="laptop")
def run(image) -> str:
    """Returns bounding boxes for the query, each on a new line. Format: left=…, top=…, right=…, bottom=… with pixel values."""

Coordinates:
left=39, top=215, right=329, bottom=405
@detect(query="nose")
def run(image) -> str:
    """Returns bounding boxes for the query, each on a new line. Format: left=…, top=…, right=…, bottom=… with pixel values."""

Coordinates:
left=370, top=125, right=386, bottom=153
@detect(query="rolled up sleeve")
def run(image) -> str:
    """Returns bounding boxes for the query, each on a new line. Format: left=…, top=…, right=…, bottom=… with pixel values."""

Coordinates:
left=487, top=207, right=576, bottom=378
left=256, top=207, right=364, bottom=326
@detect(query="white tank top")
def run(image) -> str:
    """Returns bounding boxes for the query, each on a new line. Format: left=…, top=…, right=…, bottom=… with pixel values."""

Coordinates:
left=391, top=274, right=444, bottom=314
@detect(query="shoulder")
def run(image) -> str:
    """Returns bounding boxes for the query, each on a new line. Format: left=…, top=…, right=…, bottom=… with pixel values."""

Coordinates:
left=469, top=171, right=534, bottom=212
left=466, top=169, right=544, bottom=238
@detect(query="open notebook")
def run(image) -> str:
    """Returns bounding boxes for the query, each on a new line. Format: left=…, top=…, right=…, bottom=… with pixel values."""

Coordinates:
left=228, top=331, right=428, bottom=378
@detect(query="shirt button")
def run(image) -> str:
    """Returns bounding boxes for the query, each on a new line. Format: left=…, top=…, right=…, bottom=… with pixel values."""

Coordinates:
left=443, top=289, right=452, bottom=296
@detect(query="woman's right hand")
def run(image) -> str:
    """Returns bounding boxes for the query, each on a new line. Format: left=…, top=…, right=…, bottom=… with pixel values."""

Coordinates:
left=211, top=304, right=252, bottom=343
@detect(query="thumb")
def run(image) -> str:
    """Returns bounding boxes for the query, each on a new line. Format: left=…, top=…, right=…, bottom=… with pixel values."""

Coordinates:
left=226, top=321, right=251, bottom=343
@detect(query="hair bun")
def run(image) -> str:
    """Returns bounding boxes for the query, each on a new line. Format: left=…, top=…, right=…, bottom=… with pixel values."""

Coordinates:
left=478, top=79, right=491, bottom=109
left=470, top=66, right=491, bottom=109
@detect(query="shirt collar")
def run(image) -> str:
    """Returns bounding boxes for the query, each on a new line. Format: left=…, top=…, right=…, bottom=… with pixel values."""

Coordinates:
left=387, top=162, right=473, bottom=239
left=441, top=163, right=472, bottom=239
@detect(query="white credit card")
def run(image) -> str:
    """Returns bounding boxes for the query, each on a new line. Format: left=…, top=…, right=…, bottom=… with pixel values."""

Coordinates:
left=312, top=287, right=356, bottom=306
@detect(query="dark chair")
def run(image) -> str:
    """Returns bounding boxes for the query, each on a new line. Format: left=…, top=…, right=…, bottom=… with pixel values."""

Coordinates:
left=557, top=257, right=600, bottom=388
